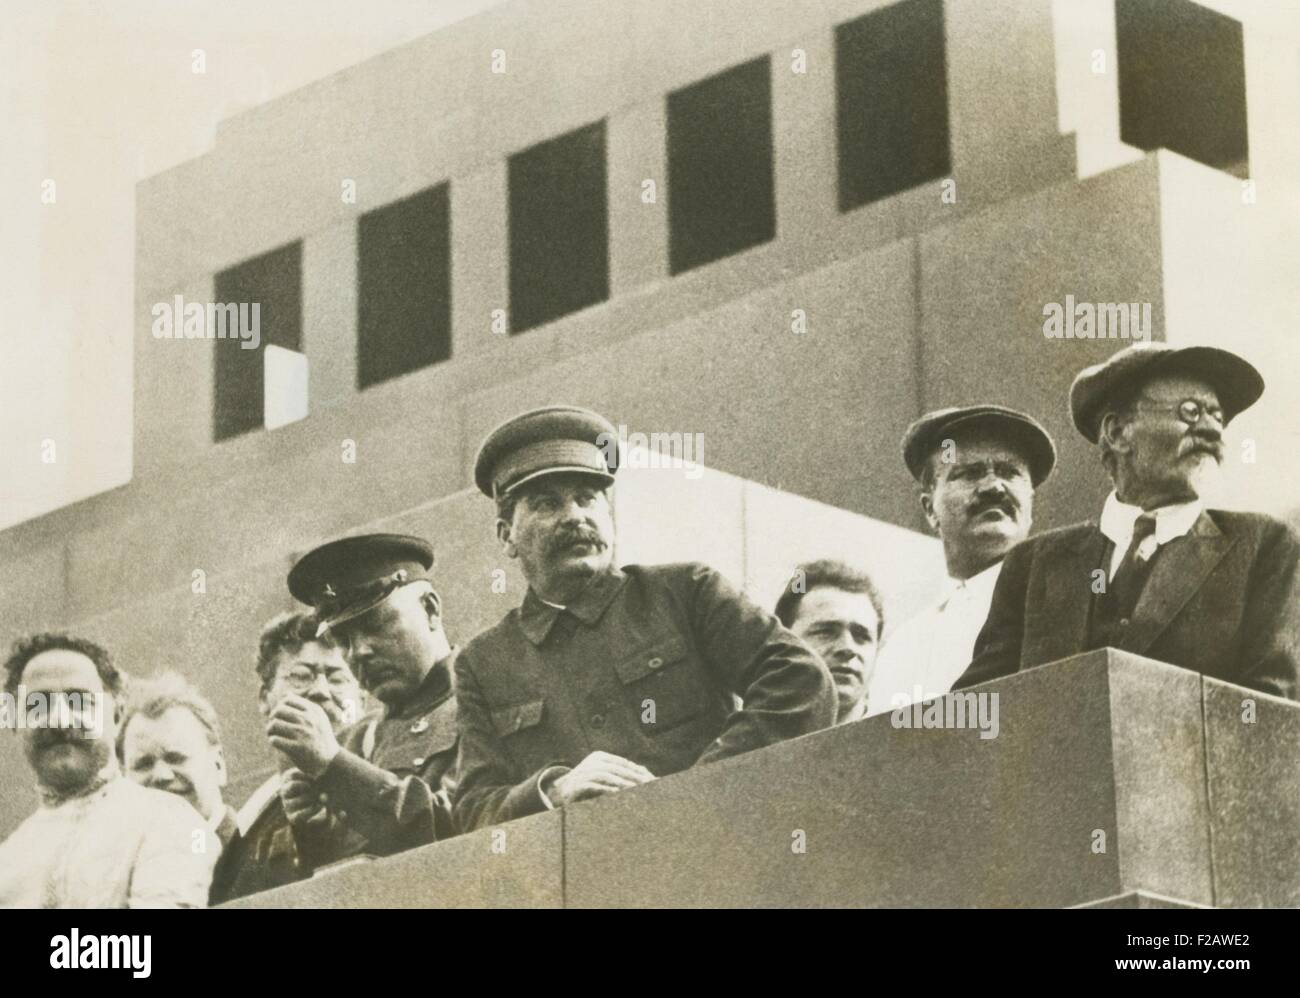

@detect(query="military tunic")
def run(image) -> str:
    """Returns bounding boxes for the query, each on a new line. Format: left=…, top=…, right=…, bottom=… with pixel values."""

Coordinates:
left=452, top=562, right=836, bottom=831
left=315, top=656, right=460, bottom=854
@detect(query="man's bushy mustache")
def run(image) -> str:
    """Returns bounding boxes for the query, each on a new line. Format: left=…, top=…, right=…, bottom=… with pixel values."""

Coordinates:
left=547, top=526, right=605, bottom=555
left=34, top=728, right=97, bottom=748
left=1184, top=436, right=1223, bottom=461
left=968, top=493, right=1018, bottom=519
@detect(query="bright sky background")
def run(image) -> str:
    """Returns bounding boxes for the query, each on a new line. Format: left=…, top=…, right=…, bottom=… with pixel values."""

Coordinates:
left=0, top=0, right=508, bottom=529
left=1, top=0, right=1296, bottom=529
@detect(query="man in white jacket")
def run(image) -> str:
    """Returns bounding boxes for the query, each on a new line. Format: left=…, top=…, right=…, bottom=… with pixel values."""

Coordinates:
left=867, top=405, right=1056, bottom=716
left=0, top=633, right=211, bottom=908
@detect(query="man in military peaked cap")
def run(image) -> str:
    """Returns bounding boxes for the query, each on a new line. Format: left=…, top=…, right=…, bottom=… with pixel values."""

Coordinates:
left=866, top=404, right=1056, bottom=716
left=956, top=342, right=1300, bottom=700
left=269, top=533, right=461, bottom=861
left=451, top=405, right=836, bottom=832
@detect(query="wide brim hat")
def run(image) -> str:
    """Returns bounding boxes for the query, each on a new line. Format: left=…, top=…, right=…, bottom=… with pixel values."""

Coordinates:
left=1069, top=343, right=1264, bottom=443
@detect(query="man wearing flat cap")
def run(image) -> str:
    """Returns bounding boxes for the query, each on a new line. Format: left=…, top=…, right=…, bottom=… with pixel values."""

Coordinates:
left=956, top=343, right=1300, bottom=700
left=451, top=405, right=836, bottom=831
left=268, top=533, right=461, bottom=861
left=867, top=405, right=1056, bottom=715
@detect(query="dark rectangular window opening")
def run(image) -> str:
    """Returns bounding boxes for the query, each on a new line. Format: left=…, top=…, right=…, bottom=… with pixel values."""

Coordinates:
left=1116, top=0, right=1249, bottom=178
left=357, top=183, right=452, bottom=388
left=667, top=56, right=775, bottom=275
left=213, top=241, right=302, bottom=442
left=508, top=121, right=609, bottom=335
left=836, top=0, right=952, bottom=213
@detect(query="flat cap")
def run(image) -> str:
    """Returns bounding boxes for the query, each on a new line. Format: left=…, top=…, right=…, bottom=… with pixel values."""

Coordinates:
left=903, top=404, right=1057, bottom=487
left=474, top=405, right=619, bottom=499
left=1069, top=342, right=1264, bottom=443
left=288, top=533, right=434, bottom=635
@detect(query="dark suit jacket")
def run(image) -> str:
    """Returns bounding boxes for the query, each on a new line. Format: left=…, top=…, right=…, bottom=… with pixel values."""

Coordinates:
left=210, top=799, right=308, bottom=906
left=210, top=784, right=373, bottom=906
left=955, top=509, right=1300, bottom=700
left=208, top=807, right=242, bottom=906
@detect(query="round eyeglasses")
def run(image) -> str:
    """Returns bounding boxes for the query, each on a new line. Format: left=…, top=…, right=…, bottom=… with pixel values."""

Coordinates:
left=283, top=666, right=353, bottom=694
left=1135, top=398, right=1225, bottom=427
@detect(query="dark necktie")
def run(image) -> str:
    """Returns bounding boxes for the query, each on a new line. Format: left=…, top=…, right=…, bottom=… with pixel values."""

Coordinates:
left=1110, top=512, right=1158, bottom=610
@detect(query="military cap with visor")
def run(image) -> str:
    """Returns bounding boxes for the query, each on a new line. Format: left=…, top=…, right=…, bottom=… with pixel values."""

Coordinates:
left=474, top=404, right=620, bottom=499
left=288, top=533, right=435, bottom=637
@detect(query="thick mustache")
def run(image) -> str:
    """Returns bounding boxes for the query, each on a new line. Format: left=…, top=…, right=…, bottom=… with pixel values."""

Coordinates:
left=549, top=528, right=605, bottom=554
left=35, top=729, right=95, bottom=748
left=1185, top=438, right=1223, bottom=460
left=968, top=494, right=1017, bottom=518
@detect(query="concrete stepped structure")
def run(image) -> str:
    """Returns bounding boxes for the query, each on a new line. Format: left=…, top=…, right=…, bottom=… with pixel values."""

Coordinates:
left=3, top=0, right=1297, bottom=891
left=223, top=651, right=1300, bottom=908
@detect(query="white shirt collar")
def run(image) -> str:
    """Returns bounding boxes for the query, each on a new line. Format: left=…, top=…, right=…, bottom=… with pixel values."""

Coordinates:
left=939, top=559, right=1003, bottom=607
left=1099, top=490, right=1203, bottom=549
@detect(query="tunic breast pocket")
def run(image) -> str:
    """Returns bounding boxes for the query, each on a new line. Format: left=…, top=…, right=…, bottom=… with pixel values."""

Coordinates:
left=488, top=698, right=548, bottom=767
left=372, top=717, right=459, bottom=779
left=489, top=698, right=545, bottom=735
left=613, top=635, right=709, bottom=734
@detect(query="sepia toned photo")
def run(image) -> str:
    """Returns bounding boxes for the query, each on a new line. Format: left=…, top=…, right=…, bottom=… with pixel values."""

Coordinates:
left=1, top=0, right=1296, bottom=944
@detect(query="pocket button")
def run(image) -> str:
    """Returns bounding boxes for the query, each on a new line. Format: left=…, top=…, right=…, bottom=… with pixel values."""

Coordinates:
left=648, top=657, right=663, bottom=670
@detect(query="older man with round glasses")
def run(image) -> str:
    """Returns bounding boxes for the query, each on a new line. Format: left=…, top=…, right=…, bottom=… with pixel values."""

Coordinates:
left=206, top=611, right=369, bottom=904
left=956, top=342, right=1300, bottom=700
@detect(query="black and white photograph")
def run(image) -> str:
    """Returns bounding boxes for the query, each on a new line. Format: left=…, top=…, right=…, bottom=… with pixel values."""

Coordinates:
left=0, top=0, right=1295, bottom=968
